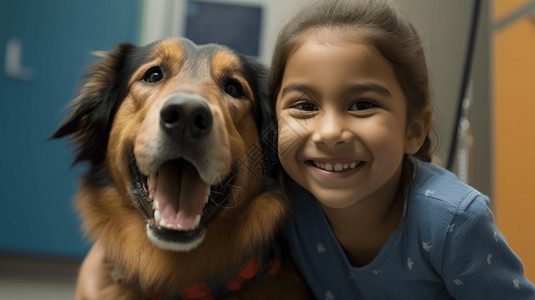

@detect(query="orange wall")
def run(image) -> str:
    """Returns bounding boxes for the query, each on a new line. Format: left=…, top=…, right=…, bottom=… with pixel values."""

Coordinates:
left=493, top=0, right=535, bottom=282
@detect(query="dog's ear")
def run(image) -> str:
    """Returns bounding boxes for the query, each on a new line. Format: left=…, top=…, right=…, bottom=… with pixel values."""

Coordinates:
left=240, top=56, right=279, bottom=176
left=243, top=57, right=271, bottom=129
left=240, top=55, right=271, bottom=133
left=50, top=42, right=139, bottom=169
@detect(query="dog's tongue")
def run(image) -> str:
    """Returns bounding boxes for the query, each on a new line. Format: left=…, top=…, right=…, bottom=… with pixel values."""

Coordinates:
left=154, top=161, right=207, bottom=230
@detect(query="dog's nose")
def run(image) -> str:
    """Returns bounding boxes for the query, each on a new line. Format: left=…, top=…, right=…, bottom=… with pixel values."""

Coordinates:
left=160, top=94, right=213, bottom=141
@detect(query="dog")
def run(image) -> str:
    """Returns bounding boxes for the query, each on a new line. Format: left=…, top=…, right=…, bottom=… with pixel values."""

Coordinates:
left=51, top=38, right=309, bottom=299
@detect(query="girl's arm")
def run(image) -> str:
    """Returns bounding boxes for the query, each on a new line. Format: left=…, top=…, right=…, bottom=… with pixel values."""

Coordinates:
left=441, top=195, right=535, bottom=299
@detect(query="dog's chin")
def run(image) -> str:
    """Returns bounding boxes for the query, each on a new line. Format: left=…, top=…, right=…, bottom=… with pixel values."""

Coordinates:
left=129, top=156, right=234, bottom=252
left=146, top=224, right=206, bottom=251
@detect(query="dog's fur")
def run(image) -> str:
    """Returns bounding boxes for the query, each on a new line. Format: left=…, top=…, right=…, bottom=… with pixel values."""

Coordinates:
left=51, top=38, right=308, bottom=299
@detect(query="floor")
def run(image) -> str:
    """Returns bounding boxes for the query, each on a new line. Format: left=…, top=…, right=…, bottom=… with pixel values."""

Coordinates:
left=0, top=253, right=80, bottom=300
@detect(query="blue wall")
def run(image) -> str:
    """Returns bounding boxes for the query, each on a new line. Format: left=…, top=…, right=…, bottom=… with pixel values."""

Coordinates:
left=0, top=0, right=141, bottom=258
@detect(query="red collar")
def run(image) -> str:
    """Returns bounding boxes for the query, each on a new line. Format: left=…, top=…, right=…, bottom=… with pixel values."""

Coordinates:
left=150, top=256, right=281, bottom=300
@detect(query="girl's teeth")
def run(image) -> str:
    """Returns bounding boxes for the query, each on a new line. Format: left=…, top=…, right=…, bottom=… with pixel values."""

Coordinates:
left=314, top=161, right=361, bottom=172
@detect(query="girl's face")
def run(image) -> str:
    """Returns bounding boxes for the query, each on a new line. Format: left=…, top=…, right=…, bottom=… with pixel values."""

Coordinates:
left=276, top=33, right=423, bottom=210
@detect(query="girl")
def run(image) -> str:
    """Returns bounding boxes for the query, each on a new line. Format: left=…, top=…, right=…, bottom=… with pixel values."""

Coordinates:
left=271, top=0, right=534, bottom=299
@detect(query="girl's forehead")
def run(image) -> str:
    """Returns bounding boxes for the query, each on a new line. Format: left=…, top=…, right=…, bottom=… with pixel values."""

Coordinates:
left=289, top=27, right=386, bottom=69
left=288, top=26, right=385, bottom=65
left=298, top=26, right=372, bottom=47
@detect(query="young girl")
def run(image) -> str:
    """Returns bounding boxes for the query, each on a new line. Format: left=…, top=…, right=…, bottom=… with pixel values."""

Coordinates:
left=271, top=0, right=535, bottom=298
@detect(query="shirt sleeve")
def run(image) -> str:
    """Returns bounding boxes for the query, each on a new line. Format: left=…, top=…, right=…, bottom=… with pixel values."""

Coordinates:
left=441, top=194, right=535, bottom=299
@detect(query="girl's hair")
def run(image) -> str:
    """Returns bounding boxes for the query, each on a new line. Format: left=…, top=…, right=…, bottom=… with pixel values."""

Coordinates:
left=270, top=0, right=433, bottom=162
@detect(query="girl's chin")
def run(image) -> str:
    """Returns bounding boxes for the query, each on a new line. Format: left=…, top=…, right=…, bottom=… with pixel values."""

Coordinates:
left=307, top=188, right=363, bottom=210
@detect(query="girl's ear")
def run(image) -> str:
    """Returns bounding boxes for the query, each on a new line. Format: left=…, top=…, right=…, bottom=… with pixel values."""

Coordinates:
left=404, top=105, right=432, bottom=155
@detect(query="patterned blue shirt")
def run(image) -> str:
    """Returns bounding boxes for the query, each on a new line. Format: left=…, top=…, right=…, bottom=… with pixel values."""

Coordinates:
left=286, top=159, right=535, bottom=299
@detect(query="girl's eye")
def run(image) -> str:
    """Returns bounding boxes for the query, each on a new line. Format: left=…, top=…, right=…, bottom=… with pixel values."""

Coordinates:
left=224, top=78, right=244, bottom=98
left=289, top=101, right=318, bottom=112
left=350, top=100, right=377, bottom=111
left=143, top=66, right=163, bottom=83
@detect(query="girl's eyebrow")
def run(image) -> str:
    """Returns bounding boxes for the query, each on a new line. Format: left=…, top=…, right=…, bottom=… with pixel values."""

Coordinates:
left=280, top=82, right=392, bottom=98
left=280, top=83, right=311, bottom=98
left=347, top=83, right=392, bottom=97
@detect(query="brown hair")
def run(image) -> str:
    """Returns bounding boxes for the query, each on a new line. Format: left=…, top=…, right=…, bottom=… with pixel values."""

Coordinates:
left=270, top=0, right=434, bottom=162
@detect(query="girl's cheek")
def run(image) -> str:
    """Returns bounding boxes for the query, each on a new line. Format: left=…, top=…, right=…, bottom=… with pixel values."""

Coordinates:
left=277, top=119, right=296, bottom=154
left=277, top=115, right=306, bottom=153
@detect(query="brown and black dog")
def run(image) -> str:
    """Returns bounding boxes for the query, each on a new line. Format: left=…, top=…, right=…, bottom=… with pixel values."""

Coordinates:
left=51, top=38, right=308, bottom=299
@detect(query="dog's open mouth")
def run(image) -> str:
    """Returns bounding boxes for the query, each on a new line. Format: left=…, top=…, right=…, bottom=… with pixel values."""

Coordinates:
left=148, top=160, right=209, bottom=230
left=129, top=157, right=233, bottom=250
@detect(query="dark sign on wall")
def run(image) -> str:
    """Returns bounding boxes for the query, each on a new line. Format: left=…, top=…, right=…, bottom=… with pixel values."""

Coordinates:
left=185, top=0, right=263, bottom=56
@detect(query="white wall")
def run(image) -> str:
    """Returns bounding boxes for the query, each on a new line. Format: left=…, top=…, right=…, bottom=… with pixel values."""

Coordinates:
left=393, top=0, right=490, bottom=195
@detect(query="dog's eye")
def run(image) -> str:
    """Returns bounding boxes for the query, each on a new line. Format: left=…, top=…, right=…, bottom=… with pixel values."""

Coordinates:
left=224, top=78, right=244, bottom=98
left=143, top=66, right=163, bottom=83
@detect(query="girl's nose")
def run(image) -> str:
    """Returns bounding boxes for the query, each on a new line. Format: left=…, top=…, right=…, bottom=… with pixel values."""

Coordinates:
left=311, top=112, right=352, bottom=147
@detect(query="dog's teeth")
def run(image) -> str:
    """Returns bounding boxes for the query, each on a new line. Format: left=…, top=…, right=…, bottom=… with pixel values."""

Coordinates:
left=147, top=176, right=156, bottom=200
left=193, top=215, right=201, bottom=228
left=154, top=209, right=160, bottom=221
left=148, top=173, right=158, bottom=192
left=147, top=177, right=152, bottom=190
left=204, top=186, right=210, bottom=204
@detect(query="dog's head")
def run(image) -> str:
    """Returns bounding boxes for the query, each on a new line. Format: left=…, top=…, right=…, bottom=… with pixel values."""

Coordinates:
left=51, top=38, right=274, bottom=252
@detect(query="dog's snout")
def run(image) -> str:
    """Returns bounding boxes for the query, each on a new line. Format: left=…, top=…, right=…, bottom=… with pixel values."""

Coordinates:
left=160, top=94, right=213, bottom=141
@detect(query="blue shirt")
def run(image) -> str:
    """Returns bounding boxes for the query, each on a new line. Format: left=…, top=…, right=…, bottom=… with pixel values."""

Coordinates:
left=287, top=159, right=535, bottom=299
